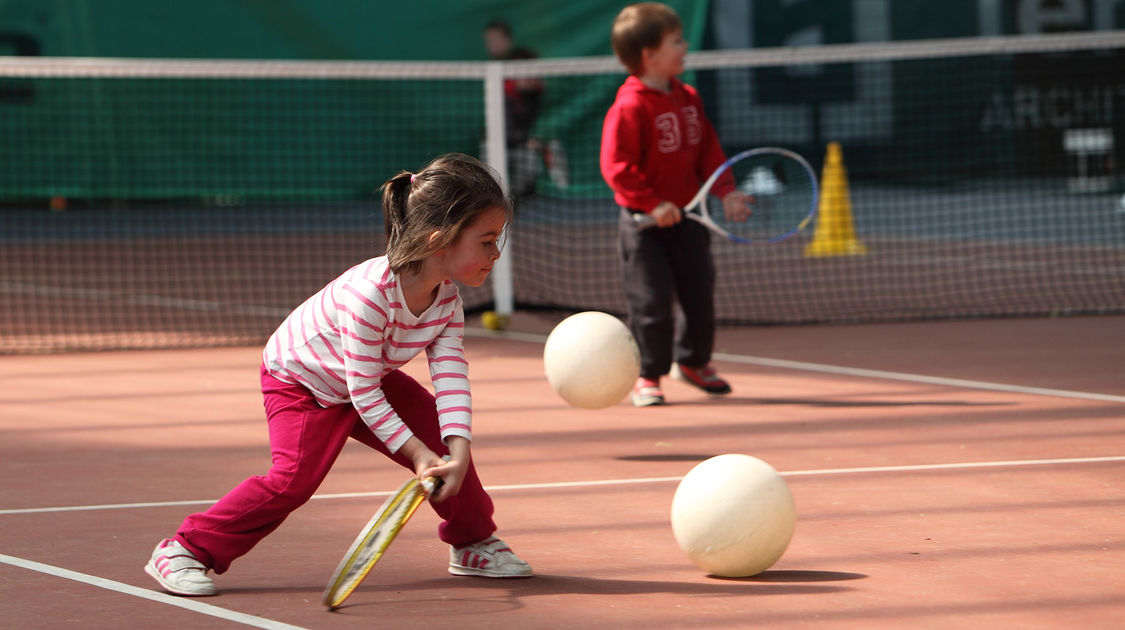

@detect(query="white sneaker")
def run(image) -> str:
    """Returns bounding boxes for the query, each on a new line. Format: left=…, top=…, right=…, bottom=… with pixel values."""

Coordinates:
left=144, top=538, right=216, bottom=596
left=449, top=536, right=533, bottom=578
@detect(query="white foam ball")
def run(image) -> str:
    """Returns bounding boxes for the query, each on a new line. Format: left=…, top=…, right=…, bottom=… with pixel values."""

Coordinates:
left=543, top=311, right=640, bottom=409
left=671, top=454, right=796, bottom=577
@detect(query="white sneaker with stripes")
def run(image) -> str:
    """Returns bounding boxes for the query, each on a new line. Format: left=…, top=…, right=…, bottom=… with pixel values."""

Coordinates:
left=144, top=538, right=216, bottom=596
left=449, top=536, right=533, bottom=578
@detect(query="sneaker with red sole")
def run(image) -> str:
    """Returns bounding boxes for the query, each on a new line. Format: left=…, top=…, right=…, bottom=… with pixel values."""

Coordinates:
left=672, top=364, right=732, bottom=395
left=631, top=377, right=665, bottom=407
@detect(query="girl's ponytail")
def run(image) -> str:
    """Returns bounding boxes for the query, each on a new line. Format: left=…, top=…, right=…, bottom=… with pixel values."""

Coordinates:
left=382, top=171, right=414, bottom=245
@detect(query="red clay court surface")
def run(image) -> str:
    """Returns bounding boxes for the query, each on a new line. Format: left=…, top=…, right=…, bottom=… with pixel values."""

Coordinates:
left=1, top=314, right=1122, bottom=629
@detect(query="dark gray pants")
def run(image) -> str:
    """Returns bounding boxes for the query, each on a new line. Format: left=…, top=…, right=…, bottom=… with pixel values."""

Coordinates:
left=618, top=209, right=716, bottom=380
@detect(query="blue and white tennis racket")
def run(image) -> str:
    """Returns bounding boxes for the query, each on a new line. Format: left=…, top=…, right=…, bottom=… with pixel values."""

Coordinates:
left=633, top=147, right=819, bottom=245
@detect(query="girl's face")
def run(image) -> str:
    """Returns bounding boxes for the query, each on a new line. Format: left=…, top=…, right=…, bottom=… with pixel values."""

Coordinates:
left=643, top=28, right=687, bottom=79
left=437, top=205, right=508, bottom=287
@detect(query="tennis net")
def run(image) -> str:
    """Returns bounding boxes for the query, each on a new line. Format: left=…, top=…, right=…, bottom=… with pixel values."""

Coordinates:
left=2, top=32, right=1123, bottom=353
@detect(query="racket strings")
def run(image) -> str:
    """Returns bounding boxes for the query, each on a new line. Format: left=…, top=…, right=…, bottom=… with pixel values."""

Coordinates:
left=708, top=152, right=817, bottom=243
left=323, top=480, right=429, bottom=608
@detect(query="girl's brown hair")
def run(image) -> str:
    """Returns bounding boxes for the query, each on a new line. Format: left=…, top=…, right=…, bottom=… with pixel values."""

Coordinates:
left=610, top=2, right=682, bottom=75
left=381, top=153, right=511, bottom=275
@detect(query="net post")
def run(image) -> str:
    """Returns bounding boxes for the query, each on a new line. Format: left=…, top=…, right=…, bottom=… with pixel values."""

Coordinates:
left=484, top=61, right=514, bottom=318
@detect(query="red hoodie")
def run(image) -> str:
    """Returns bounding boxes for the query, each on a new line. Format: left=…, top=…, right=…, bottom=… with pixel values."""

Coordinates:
left=600, top=75, right=734, bottom=213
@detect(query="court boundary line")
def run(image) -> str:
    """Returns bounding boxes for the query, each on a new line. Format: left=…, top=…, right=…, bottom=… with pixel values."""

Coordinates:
left=467, top=327, right=1125, bottom=404
left=712, top=352, right=1125, bottom=404
left=0, top=553, right=307, bottom=630
left=3, top=455, right=1121, bottom=516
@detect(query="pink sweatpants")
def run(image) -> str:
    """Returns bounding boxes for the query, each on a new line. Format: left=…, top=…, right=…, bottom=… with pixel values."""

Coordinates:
left=174, top=365, right=497, bottom=574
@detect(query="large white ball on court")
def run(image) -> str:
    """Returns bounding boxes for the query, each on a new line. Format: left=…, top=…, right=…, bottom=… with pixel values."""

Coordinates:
left=543, top=311, right=640, bottom=409
left=671, top=454, right=796, bottom=577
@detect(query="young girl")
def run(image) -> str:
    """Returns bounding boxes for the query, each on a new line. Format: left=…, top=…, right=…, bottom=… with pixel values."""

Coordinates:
left=145, top=153, right=532, bottom=597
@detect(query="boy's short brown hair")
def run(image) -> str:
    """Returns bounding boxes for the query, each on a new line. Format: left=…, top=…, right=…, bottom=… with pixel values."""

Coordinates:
left=610, top=2, right=682, bottom=75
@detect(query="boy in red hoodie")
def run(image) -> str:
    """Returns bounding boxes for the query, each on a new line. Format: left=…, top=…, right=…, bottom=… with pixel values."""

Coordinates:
left=600, top=2, right=751, bottom=406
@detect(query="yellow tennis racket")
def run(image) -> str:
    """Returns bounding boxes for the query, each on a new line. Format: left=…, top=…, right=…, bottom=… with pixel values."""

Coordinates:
left=322, top=476, right=439, bottom=610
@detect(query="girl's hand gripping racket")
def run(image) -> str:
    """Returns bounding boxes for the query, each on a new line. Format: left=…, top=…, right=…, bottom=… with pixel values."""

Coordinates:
left=322, top=476, right=440, bottom=610
left=633, top=147, right=819, bottom=245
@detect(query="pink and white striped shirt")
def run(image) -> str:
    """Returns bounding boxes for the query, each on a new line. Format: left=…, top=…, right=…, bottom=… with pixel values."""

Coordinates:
left=263, top=256, right=470, bottom=453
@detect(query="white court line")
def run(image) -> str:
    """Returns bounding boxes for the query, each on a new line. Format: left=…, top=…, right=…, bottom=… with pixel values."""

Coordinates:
left=0, top=553, right=307, bottom=630
left=3, top=455, right=1122, bottom=517
left=477, top=455, right=1125, bottom=489
left=465, top=326, right=1125, bottom=404
left=712, top=352, right=1125, bottom=404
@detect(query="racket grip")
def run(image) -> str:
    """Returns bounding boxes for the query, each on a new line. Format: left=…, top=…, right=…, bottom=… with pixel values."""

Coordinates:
left=421, top=476, right=443, bottom=495
left=631, top=212, right=657, bottom=230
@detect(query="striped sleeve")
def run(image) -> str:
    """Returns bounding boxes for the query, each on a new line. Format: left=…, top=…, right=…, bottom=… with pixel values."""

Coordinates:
left=337, top=273, right=414, bottom=452
left=426, top=290, right=472, bottom=443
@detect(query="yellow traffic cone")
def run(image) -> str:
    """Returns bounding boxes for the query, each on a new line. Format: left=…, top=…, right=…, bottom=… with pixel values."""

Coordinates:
left=805, top=142, right=867, bottom=257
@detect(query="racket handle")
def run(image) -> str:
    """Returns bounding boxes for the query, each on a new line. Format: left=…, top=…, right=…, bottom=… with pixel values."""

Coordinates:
left=420, top=454, right=450, bottom=495
left=631, top=212, right=657, bottom=230
left=421, top=476, right=443, bottom=495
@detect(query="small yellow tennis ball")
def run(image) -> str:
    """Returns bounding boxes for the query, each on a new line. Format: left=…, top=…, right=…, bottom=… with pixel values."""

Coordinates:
left=481, top=311, right=509, bottom=331
left=481, top=311, right=498, bottom=329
